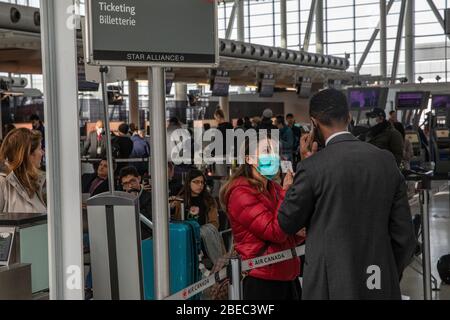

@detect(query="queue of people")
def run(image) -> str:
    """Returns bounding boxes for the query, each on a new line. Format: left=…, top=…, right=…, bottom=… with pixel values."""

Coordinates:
left=0, top=91, right=421, bottom=301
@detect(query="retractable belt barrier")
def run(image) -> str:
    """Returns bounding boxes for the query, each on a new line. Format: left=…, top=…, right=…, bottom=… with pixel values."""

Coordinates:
left=82, top=158, right=149, bottom=163
left=164, top=244, right=306, bottom=301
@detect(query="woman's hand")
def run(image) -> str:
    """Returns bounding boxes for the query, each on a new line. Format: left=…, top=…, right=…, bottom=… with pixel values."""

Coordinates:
left=296, top=228, right=307, bottom=238
left=283, top=170, right=294, bottom=190
left=189, top=206, right=200, bottom=216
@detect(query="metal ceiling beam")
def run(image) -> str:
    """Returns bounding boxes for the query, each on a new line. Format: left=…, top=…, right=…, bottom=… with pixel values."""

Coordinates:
left=426, top=0, right=450, bottom=40
left=225, top=0, right=239, bottom=39
left=356, top=0, right=395, bottom=74
left=391, top=0, right=407, bottom=83
left=303, top=0, right=317, bottom=52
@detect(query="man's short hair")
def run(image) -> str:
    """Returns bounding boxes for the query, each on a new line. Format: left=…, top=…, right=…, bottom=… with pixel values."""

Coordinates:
left=389, top=111, right=396, bottom=116
left=286, top=113, right=294, bottom=119
left=30, top=114, right=40, bottom=121
left=276, top=115, right=285, bottom=125
left=310, top=89, right=350, bottom=126
left=118, top=123, right=129, bottom=135
left=119, top=166, right=140, bottom=181
left=237, top=119, right=244, bottom=126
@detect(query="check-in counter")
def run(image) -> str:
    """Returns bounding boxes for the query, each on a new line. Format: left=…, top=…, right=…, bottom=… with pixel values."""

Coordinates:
left=0, top=213, right=48, bottom=295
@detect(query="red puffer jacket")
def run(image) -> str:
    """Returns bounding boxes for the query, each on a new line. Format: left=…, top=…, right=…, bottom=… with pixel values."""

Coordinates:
left=225, top=177, right=304, bottom=281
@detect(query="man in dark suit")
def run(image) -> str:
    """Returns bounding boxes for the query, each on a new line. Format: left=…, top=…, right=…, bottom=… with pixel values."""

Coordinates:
left=82, top=159, right=110, bottom=196
left=83, top=120, right=106, bottom=158
left=278, top=89, right=416, bottom=300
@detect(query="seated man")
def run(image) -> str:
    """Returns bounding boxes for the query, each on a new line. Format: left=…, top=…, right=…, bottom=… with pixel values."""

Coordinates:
left=119, top=166, right=152, bottom=240
left=82, top=159, right=110, bottom=196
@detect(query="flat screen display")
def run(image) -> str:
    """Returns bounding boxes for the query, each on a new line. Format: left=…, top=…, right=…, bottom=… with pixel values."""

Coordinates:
left=396, top=92, right=430, bottom=110
left=297, top=77, right=312, bottom=98
left=211, top=76, right=230, bottom=97
left=0, top=230, right=14, bottom=265
left=166, top=79, right=173, bottom=95
left=347, top=87, right=389, bottom=110
left=79, top=81, right=100, bottom=92
left=259, top=79, right=275, bottom=98
left=432, top=95, right=450, bottom=109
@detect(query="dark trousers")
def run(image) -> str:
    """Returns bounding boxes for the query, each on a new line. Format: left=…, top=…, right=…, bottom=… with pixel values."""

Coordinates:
left=243, top=276, right=302, bottom=300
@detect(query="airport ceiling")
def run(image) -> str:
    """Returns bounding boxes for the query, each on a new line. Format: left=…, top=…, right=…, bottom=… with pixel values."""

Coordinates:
left=0, top=27, right=355, bottom=88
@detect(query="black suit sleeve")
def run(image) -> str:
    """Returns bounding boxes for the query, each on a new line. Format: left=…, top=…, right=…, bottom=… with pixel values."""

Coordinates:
left=389, top=170, right=416, bottom=276
left=278, top=163, right=315, bottom=235
left=390, top=130, right=404, bottom=166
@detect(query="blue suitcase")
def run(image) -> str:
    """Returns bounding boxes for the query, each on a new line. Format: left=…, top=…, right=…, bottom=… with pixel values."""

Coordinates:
left=142, top=221, right=201, bottom=300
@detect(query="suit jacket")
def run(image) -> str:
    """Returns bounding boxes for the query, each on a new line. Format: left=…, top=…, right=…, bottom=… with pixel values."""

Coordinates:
left=82, top=173, right=109, bottom=197
left=278, top=133, right=416, bottom=300
left=83, top=131, right=106, bottom=158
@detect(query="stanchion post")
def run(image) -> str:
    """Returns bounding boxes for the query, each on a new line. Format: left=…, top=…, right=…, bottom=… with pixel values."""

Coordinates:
left=228, top=257, right=243, bottom=300
left=100, top=66, right=115, bottom=193
left=419, top=174, right=433, bottom=300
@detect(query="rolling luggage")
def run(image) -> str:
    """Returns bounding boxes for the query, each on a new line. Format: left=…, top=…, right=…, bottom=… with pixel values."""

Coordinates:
left=142, top=221, right=201, bottom=300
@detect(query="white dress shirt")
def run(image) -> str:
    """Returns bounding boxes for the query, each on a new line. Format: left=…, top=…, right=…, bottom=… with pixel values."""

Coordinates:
left=325, top=131, right=350, bottom=146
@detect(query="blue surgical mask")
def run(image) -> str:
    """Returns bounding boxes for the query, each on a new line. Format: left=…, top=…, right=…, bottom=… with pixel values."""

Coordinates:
left=256, top=154, right=280, bottom=180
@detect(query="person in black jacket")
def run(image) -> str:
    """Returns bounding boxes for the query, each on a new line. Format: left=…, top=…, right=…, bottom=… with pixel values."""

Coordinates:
left=278, top=89, right=416, bottom=300
left=214, top=109, right=233, bottom=162
left=363, top=108, right=404, bottom=166
left=257, top=109, right=277, bottom=132
left=112, top=123, right=134, bottom=173
left=111, top=123, right=134, bottom=159
left=119, top=166, right=152, bottom=240
left=82, top=159, right=110, bottom=196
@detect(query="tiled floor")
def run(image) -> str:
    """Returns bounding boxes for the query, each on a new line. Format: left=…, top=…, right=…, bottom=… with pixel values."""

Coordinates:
left=401, top=182, right=450, bottom=300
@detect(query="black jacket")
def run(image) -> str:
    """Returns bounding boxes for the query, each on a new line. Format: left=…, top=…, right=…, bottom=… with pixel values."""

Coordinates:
left=111, top=135, right=134, bottom=159
left=82, top=173, right=109, bottom=196
left=257, top=118, right=277, bottom=131
left=216, top=122, right=234, bottom=158
left=278, top=133, right=416, bottom=300
left=364, top=121, right=404, bottom=166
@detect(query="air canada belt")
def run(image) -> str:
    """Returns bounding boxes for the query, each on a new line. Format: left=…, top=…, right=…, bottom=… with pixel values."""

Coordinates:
left=86, top=0, right=218, bottom=67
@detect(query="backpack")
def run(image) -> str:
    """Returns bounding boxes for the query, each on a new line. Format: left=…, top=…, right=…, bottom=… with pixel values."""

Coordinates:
left=437, top=254, right=450, bottom=285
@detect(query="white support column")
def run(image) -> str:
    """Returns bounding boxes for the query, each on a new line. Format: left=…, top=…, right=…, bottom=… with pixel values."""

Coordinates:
left=40, top=0, right=84, bottom=300
left=175, top=83, right=187, bottom=102
left=237, top=0, right=245, bottom=42
left=315, top=0, right=324, bottom=54
left=405, top=0, right=415, bottom=83
left=280, top=0, right=287, bottom=49
left=236, top=0, right=246, bottom=93
left=380, top=0, right=387, bottom=80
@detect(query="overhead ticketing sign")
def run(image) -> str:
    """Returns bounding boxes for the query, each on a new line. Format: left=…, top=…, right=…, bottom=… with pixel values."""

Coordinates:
left=85, top=0, right=219, bottom=68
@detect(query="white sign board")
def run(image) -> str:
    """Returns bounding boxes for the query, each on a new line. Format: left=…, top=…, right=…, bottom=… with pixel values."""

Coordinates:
left=85, top=0, right=219, bottom=68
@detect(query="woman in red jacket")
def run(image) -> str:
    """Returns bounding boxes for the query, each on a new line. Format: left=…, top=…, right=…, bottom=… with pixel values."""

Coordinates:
left=220, top=137, right=305, bottom=300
